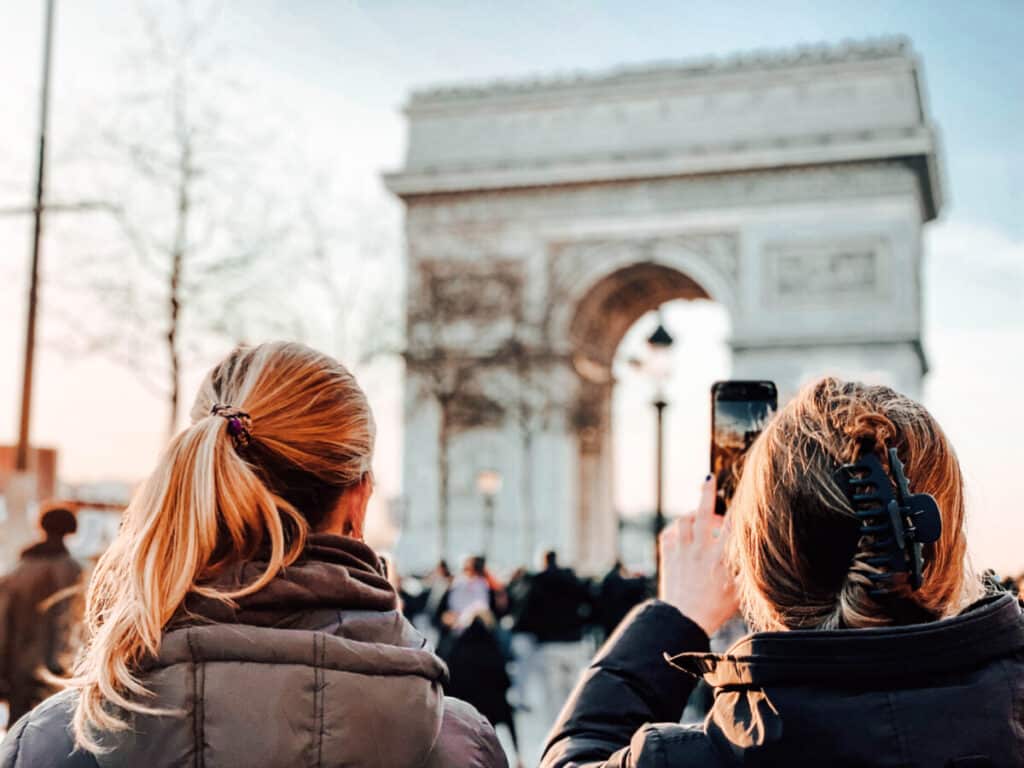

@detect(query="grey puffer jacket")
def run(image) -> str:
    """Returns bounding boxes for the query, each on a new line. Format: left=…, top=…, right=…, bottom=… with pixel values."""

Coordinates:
left=0, top=534, right=507, bottom=768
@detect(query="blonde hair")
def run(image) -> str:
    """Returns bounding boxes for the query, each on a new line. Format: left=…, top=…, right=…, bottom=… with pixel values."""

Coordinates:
left=729, top=377, right=981, bottom=632
left=66, top=342, right=375, bottom=751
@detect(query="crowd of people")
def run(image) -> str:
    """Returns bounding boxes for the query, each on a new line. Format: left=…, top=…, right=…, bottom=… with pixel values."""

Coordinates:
left=1, top=341, right=1022, bottom=767
left=393, top=550, right=650, bottom=759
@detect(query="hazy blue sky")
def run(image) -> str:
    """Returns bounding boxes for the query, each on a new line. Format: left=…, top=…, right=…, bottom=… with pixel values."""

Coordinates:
left=0, top=1, right=1021, bottom=570
left=234, top=0, right=1023, bottom=234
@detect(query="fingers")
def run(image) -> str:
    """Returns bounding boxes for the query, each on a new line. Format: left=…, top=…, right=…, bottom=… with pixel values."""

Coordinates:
left=679, top=514, right=696, bottom=545
left=699, top=473, right=716, bottom=516
left=659, top=515, right=695, bottom=551
left=693, top=474, right=720, bottom=542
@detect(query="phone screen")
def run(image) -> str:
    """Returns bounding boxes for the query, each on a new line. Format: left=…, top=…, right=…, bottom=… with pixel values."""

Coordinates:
left=711, top=381, right=778, bottom=515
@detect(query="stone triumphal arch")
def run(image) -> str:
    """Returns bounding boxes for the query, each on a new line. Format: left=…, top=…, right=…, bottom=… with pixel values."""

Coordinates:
left=385, top=40, right=942, bottom=572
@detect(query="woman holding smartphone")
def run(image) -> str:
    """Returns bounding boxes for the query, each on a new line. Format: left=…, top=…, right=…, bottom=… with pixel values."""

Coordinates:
left=542, top=377, right=1023, bottom=767
left=0, top=342, right=506, bottom=768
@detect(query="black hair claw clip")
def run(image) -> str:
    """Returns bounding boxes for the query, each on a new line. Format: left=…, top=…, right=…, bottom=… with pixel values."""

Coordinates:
left=832, top=448, right=942, bottom=593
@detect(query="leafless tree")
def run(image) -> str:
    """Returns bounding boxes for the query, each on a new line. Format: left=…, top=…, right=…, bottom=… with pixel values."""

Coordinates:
left=293, top=188, right=402, bottom=365
left=403, top=249, right=585, bottom=562
left=404, top=259, right=522, bottom=559
left=52, top=1, right=320, bottom=436
left=494, top=255, right=578, bottom=563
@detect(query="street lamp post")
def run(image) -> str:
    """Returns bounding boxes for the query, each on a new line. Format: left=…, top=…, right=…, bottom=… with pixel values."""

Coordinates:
left=653, top=396, right=667, bottom=576
left=3, top=0, right=57, bottom=568
left=476, top=469, right=503, bottom=560
left=16, top=0, right=56, bottom=473
left=645, top=317, right=674, bottom=582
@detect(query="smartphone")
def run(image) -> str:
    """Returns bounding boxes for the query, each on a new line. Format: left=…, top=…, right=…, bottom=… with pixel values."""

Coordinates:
left=711, top=380, right=778, bottom=515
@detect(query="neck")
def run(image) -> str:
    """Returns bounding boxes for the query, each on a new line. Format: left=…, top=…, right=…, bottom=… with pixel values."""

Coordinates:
left=22, top=536, right=67, bottom=558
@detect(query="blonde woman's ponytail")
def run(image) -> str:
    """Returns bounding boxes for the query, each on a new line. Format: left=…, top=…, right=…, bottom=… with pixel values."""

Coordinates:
left=66, top=342, right=374, bottom=751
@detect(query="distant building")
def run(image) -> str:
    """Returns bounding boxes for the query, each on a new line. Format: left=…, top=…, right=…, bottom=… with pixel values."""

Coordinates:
left=0, top=445, right=58, bottom=567
left=385, top=39, right=942, bottom=573
left=0, top=445, right=57, bottom=501
left=61, top=481, right=134, bottom=561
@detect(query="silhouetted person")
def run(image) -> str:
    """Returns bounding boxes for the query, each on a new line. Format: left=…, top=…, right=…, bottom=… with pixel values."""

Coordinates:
left=515, top=551, right=588, bottom=643
left=596, top=560, right=647, bottom=639
left=0, top=506, right=82, bottom=723
left=513, top=550, right=590, bottom=724
left=447, top=612, right=523, bottom=768
left=505, top=567, right=531, bottom=622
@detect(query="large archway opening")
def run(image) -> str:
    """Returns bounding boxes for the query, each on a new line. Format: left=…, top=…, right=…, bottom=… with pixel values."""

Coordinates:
left=568, top=261, right=731, bottom=571
left=612, top=300, right=730, bottom=571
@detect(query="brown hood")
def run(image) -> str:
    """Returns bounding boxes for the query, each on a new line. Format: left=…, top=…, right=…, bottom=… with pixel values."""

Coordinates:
left=96, top=534, right=455, bottom=768
left=171, top=532, right=397, bottom=628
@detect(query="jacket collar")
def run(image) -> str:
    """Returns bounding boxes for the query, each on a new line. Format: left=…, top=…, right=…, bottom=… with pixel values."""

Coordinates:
left=169, top=533, right=397, bottom=629
left=669, top=592, right=1024, bottom=687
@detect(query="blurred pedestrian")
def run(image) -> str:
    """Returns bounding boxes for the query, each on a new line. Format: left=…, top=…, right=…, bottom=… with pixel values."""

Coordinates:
left=0, top=342, right=505, bottom=767
left=595, top=560, right=647, bottom=639
left=417, top=559, right=453, bottom=648
left=447, top=611, right=524, bottom=768
left=481, top=558, right=510, bottom=618
left=503, top=566, right=533, bottom=710
left=504, top=566, right=531, bottom=621
left=0, top=505, right=82, bottom=724
left=425, top=558, right=453, bottom=620
left=513, top=550, right=590, bottom=725
left=444, top=556, right=491, bottom=620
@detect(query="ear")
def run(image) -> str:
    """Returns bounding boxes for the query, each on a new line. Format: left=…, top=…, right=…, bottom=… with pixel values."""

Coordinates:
left=341, top=473, right=373, bottom=539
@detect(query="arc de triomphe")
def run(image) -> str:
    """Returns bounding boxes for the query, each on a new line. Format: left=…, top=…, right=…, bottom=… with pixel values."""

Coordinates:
left=384, top=39, right=942, bottom=573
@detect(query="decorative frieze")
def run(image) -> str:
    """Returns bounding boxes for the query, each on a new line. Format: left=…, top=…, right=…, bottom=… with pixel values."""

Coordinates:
left=764, top=237, right=889, bottom=308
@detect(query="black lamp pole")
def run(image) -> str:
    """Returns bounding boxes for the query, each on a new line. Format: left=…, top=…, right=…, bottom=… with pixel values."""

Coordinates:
left=653, top=396, right=668, bottom=580
left=646, top=317, right=674, bottom=582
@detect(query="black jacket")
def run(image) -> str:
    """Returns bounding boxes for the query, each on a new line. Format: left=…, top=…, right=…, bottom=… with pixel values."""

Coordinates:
left=447, top=617, right=515, bottom=728
left=542, top=594, right=1024, bottom=767
left=514, top=566, right=590, bottom=643
left=596, top=568, right=648, bottom=638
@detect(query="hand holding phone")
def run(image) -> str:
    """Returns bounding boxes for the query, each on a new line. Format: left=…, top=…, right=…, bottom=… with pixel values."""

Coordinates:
left=711, top=381, right=778, bottom=515
left=658, top=474, right=739, bottom=636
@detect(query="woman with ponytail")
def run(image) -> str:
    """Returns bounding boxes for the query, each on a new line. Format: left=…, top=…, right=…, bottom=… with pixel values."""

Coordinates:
left=542, top=378, right=1024, bottom=767
left=1, top=342, right=506, bottom=768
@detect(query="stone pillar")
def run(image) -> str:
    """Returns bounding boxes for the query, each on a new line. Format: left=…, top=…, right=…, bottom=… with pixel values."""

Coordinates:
left=572, top=379, right=619, bottom=572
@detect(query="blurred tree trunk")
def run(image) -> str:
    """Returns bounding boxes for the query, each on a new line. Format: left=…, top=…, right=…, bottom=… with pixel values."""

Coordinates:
left=167, top=79, right=190, bottom=436
left=437, top=394, right=452, bottom=560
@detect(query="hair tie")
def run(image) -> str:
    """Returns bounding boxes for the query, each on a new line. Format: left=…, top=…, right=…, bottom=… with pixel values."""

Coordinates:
left=211, top=404, right=253, bottom=448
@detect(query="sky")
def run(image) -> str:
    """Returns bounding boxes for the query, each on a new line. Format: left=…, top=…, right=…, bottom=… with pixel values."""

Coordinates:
left=0, top=0, right=1022, bottom=571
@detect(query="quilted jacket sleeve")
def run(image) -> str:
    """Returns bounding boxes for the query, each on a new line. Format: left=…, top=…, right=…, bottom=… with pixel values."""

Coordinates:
left=0, top=690, right=98, bottom=768
left=430, top=696, right=509, bottom=768
left=539, top=600, right=713, bottom=768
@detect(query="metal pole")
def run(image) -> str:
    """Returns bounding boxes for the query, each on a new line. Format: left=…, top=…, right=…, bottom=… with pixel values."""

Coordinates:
left=653, top=397, right=667, bottom=581
left=15, top=0, right=56, bottom=472
left=483, top=494, right=495, bottom=560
